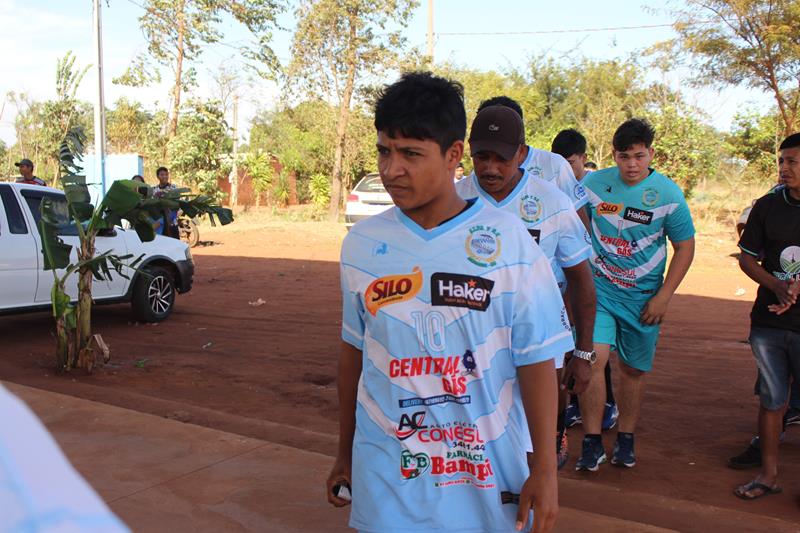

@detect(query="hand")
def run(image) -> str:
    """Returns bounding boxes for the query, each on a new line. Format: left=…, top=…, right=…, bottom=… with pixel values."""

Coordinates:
left=640, top=292, right=670, bottom=326
left=516, top=471, right=558, bottom=532
left=767, top=280, right=800, bottom=315
left=770, top=278, right=799, bottom=308
left=326, top=456, right=352, bottom=507
left=561, top=356, right=591, bottom=395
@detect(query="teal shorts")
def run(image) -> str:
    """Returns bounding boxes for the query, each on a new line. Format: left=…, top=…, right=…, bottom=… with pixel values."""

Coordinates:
left=594, top=294, right=660, bottom=372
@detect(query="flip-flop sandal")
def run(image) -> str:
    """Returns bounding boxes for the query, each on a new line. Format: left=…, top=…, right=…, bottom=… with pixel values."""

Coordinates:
left=734, top=480, right=783, bottom=500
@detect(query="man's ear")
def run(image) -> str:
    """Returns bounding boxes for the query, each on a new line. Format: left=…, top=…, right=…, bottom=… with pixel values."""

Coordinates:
left=447, top=140, right=465, bottom=169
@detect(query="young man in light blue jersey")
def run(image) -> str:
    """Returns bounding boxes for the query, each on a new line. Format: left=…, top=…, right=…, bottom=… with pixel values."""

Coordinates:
left=576, top=118, right=695, bottom=471
left=456, top=106, right=597, bottom=471
left=475, top=96, right=590, bottom=230
left=327, top=72, right=571, bottom=533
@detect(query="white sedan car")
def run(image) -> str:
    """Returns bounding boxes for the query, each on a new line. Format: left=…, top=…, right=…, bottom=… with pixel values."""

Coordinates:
left=344, top=173, right=393, bottom=228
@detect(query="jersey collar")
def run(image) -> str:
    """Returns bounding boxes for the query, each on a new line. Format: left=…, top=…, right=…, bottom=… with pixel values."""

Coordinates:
left=395, top=196, right=484, bottom=241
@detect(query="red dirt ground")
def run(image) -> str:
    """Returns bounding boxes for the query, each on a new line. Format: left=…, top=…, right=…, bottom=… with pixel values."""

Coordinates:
left=2, top=216, right=799, bottom=531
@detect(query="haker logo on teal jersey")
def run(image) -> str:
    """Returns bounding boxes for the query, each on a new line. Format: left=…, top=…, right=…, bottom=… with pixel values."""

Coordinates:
left=623, top=207, right=653, bottom=225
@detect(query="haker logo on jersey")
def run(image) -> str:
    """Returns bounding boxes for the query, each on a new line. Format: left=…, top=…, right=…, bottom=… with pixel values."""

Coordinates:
left=431, top=273, right=494, bottom=312
left=623, top=207, right=653, bottom=225
left=597, top=202, right=623, bottom=215
left=365, top=267, right=423, bottom=316
left=396, top=411, right=428, bottom=440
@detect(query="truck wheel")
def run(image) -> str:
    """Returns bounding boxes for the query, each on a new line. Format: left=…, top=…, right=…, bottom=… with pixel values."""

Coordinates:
left=132, top=266, right=176, bottom=322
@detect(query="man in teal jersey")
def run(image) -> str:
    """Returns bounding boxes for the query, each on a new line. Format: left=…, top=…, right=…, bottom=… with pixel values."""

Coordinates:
left=576, top=118, right=695, bottom=471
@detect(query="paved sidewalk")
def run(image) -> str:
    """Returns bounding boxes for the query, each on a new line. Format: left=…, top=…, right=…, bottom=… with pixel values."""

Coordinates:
left=1, top=382, right=711, bottom=532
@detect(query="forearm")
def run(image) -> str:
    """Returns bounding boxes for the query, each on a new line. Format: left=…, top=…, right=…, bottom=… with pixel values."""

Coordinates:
left=563, top=261, right=596, bottom=352
left=577, top=206, right=590, bottom=231
left=739, top=252, right=777, bottom=290
left=337, top=341, right=363, bottom=460
left=518, top=360, right=558, bottom=472
left=658, top=238, right=695, bottom=298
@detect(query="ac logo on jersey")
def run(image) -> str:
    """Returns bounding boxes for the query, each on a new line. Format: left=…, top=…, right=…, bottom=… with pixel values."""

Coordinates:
left=623, top=207, right=653, bottom=225
left=597, top=202, right=623, bottom=215
left=396, top=411, right=427, bottom=440
left=365, top=267, right=423, bottom=316
left=431, top=273, right=494, bottom=311
left=466, top=225, right=502, bottom=267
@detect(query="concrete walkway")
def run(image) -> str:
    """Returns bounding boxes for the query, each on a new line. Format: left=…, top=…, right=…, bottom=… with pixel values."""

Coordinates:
left=2, top=382, right=722, bottom=532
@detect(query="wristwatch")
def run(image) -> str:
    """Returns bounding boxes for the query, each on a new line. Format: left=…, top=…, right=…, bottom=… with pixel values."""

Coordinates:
left=572, top=349, right=597, bottom=365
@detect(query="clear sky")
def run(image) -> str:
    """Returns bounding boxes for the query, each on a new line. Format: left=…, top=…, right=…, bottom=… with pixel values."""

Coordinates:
left=0, top=0, right=774, bottom=147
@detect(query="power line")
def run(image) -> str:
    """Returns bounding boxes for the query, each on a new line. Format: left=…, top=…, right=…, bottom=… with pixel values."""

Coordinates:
left=437, top=21, right=714, bottom=37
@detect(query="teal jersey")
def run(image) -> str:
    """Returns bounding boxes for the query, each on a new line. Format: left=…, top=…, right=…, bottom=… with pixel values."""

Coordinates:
left=583, top=167, right=695, bottom=300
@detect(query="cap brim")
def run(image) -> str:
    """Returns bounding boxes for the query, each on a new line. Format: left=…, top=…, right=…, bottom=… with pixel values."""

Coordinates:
left=469, top=140, right=519, bottom=162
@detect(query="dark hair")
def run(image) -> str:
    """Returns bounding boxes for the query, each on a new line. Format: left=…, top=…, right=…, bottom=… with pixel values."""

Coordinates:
left=456, top=162, right=464, bottom=168
left=374, top=72, right=466, bottom=154
left=779, top=133, right=800, bottom=150
left=132, top=174, right=145, bottom=182
left=477, top=96, right=524, bottom=120
left=584, top=161, right=598, bottom=170
left=156, top=166, right=169, bottom=176
left=551, top=129, right=587, bottom=159
left=613, top=118, right=656, bottom=151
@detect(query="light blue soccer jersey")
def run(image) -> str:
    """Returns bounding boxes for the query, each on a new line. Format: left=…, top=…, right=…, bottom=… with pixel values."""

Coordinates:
left=340, top=198, right=574, bottom=533
left=521, top=146, right=588, bottom=210
left=456, top=171, right=591, bottom=293
left=583, top=167, right=695, bottom=300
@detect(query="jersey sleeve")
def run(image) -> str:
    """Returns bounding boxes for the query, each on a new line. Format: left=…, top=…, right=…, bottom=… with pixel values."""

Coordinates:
left=340, top=246, right=366, bottom=350
left=664, top=188, right=695, bottom=243
left=510, top=249, right=575, bottom=367
left=738, top=197, right=767, bottom=257
left=555, top=199, right=592, bottom=269
left=555, top=156, right=589, bottom=210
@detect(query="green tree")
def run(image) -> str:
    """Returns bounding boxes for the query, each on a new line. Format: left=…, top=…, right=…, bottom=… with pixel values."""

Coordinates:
left=664, top=0, right=800, bottom=135
left=287, top=0, right=417, bottom=220
left=167, top=99, right=231, bottom=197
left=116, top=0, right=282, bottom=139
left=728, top=109, right=784, bottom=182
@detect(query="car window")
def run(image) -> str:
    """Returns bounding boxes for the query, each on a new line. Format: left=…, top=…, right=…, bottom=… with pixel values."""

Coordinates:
left=354, top=175, right=385, bottom=193
left=0, top=185, right=28, bottom=234
left=21, top=192, right=80, bottom=236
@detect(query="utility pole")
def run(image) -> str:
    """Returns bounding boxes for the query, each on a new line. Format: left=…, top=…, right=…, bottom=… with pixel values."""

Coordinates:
left=93, top=0, right=107, bottom=196
left=427, top=0, right=434, bottom=62
left=230, top=94, right=239, bottom=206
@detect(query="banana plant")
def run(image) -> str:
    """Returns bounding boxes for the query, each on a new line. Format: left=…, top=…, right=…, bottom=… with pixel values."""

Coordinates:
left=39, top=127, right=234, bottom=372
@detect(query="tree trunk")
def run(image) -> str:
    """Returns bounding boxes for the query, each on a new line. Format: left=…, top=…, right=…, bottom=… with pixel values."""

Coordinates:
left=288, top=171, right=298, bottom=206
left=168, top=1, right=187, bottom=140
left=327, top=20, right=358, bottom=222
left=76, top=235, right=96, bottom=367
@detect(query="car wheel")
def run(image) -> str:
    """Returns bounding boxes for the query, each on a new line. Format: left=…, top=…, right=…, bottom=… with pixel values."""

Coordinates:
left=132, top=266, right=176, bottom=322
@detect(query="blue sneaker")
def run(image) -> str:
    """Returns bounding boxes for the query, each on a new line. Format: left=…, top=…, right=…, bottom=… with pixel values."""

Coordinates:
left=564, top=402, right=582, bottom=428
left=602, top=401, right=619, bottom=431
left=611, top=433, right=636, bottom=468
left=575, top=437, right=606, bottom=472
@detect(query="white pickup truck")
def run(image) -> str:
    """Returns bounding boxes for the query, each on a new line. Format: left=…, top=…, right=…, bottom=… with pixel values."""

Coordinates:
left=0, top=182, right=194, bottom=322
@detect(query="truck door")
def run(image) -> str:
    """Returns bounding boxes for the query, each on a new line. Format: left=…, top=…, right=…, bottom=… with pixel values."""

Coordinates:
left=0, top=184, right=39, bottom=309
left=19, top=189, right=129, bottom=303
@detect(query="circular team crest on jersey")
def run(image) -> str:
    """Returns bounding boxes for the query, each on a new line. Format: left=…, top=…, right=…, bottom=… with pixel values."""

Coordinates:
left=519, top=195, right=543, bottom=223
left=528, top=165, right=543, bottom=178
left=466, top=225, right=502, bottom=267
left=642, top=188, right=659, bottom=207
left=574, top=183, right=586, bottom=199
left=780, top=246, right=800, bottom=275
